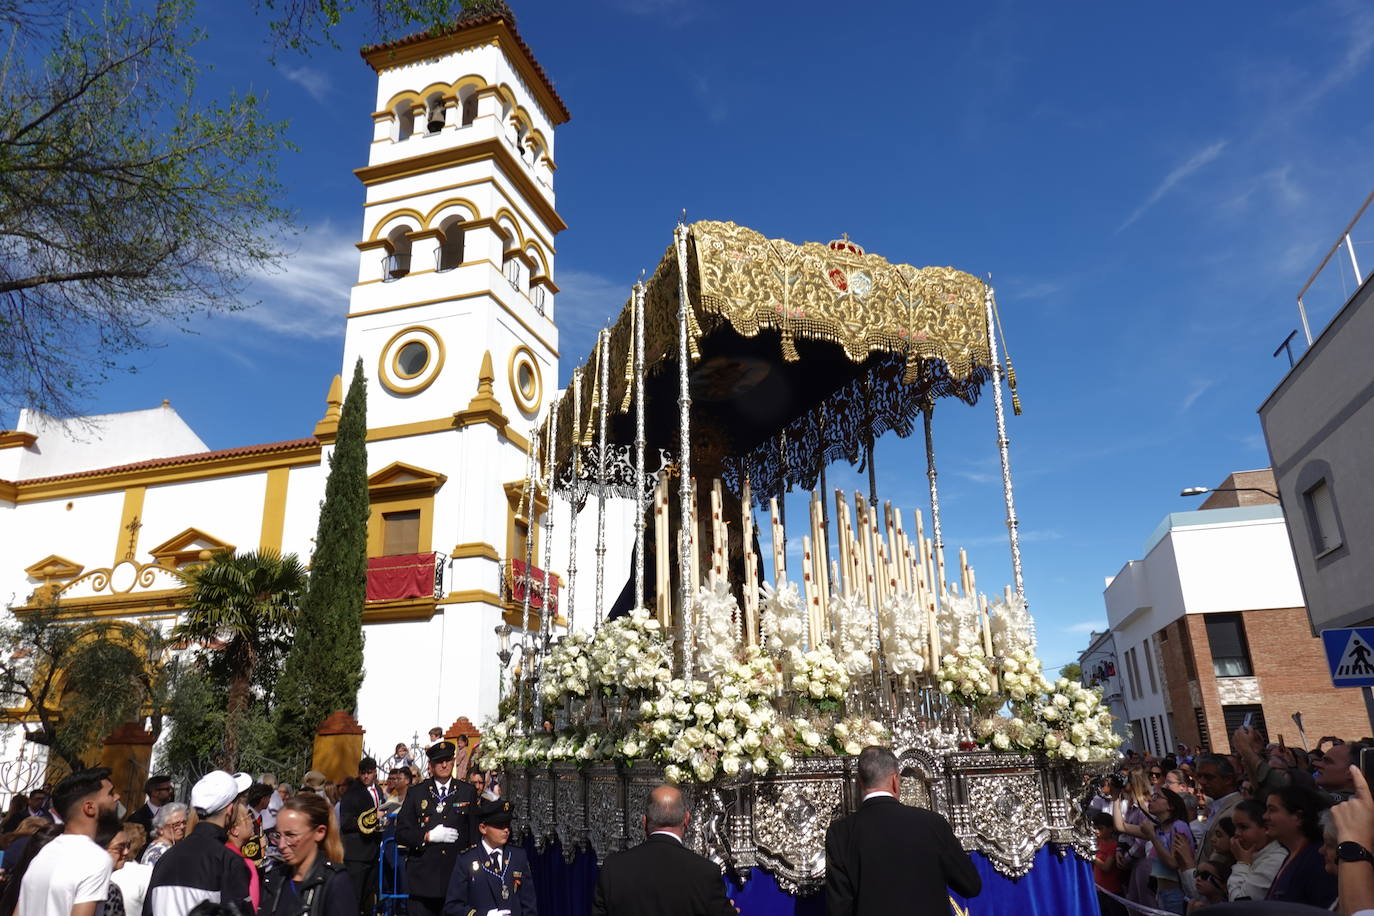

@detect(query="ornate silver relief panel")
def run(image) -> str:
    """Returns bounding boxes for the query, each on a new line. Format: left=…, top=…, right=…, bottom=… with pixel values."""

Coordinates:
left=751, top=757, right=847, bottom=895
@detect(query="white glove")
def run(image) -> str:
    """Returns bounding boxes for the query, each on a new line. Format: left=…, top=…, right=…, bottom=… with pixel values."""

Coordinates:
left=485, top=909, right=511, bottom=916
left=427, top=825, right=460, bottom=844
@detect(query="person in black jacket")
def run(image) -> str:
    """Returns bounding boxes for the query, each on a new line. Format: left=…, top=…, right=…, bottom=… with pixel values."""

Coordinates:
left=126, top=775, right=174, bottom=835
left=143, top=770, right=253, bottom=916
left=592, top=785, right=734, bottom=916
left=441, top=798, right=535, bottom=916
left=396, top=741, right=480, bottom=916
left=824, top=746, right=981, bottom=916
left=338, top=758, right=382, bottom=916
left=262, top=792, right=357, bottom=916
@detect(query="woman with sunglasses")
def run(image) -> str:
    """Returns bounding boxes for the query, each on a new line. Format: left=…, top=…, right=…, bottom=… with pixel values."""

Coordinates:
left=261, top=793, right=357, bottom=916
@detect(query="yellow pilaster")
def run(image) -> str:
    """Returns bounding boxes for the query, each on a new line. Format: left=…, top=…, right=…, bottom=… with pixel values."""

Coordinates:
left=115, top=487, right=147, bottom=565
left=259, top=468, right=291, bottom=552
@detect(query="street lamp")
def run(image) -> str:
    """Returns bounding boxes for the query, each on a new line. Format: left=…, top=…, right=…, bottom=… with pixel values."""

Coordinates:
left=1179, top=485, right=1280, bottom=500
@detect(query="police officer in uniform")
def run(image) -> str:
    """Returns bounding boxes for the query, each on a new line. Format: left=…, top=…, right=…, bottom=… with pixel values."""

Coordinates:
left=442, top=798, right=535, bottom=916
left=397, top=739, right=480, bottom=916
left=340, top=757, right=384, bottom=916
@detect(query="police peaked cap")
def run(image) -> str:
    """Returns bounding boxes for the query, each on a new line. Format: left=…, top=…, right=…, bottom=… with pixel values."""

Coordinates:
left=478, top=798, right=513, bottom=827
left=427, top=740, right=456, bottom=762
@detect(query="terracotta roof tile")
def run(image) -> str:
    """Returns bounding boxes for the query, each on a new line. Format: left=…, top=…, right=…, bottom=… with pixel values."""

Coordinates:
left=17, top=438, right=320, bottom=485
left=360, top=13, right=570, bottom=123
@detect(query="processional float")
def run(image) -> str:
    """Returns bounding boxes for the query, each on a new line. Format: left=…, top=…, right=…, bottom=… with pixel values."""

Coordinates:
left=482, top=221, right=1117, bottom=902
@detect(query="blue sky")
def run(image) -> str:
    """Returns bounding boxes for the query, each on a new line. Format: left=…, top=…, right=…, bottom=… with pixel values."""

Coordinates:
left=17, top=1, right=1374, bottom=672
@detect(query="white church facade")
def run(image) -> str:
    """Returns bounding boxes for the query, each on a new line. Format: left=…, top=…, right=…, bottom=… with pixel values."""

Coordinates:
left=0, top=12, right=632, bottom=758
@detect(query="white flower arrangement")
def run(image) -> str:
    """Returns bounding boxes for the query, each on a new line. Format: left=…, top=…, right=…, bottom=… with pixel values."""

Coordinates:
left=634, top=647, right=792, bottom=783
left=832, top=715, right=889, bottom=756
left=937, top=593, right=984, bottom=655
left=1027, top=677, right=1121, bottom=762
left=997, top=648, right=1048, bottom=703
left=691, top=580, right=742, bottom=678
left=787, top=645, right=850, bottom=706
left=877, top=590, right=927, bottom=676
left=759, top=580, right=807, bottom=657
left=989, top=592, right=1037, bottom=658
left=588, top=607, right=672, bottom=695
left=832, top=591, right=876, bottom=677
left=541, top=632, right=594, bottom=704
left=936, top=646, right=996, bottom=707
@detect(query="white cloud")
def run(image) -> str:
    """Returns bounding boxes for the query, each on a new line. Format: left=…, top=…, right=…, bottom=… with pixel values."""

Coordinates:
left=281, top=65, right=331, bottom=102
left=1117, top=140, right=1229, bottom=233
left=551, top=267, right=634, bottom=367
left=234, top=222, right=357, bottom=339
left=1180, top=378, right=1214, bottom=412
left=1064, top=620, right=1106, bottom=634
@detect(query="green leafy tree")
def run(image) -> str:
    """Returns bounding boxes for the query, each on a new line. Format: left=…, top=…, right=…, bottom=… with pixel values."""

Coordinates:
left=0, top=0, right=290, bottom=416
left=274, top=359, right=368, bottom=755
left=1060, top=662, right=1082, bottom=682
left=173, top=549, right=307, bottom=769
left=254, top=0, right=512, bottom=55
left=0, top=609, right=168, bottom=771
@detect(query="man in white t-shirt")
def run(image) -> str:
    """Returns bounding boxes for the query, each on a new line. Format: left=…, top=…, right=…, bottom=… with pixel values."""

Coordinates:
left=18, top=766, right=122, bottom=916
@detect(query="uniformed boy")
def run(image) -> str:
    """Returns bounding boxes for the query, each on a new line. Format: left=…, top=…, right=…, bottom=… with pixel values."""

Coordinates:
left=396, top=739, right=480, bottom=916
left=441, top=798, right=535, bottom=916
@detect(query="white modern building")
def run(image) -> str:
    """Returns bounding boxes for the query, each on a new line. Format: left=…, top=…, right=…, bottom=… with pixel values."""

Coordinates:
left=1098, top=471, right=1366, bottom=755
left=0, top=10, right=636, bottom=762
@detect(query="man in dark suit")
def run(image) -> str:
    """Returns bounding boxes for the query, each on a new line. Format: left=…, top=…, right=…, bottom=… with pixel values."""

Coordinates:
left=592, top=785, right=735, bottom=916
left=825, top=746, right=981, bottom=916
left=398, top=739, right=481, bottom=916
left=340, top=756, right=384, bottom=916
left=125, top=774, right=173, bottom=833
left=442, top=798, right=535, bottom=916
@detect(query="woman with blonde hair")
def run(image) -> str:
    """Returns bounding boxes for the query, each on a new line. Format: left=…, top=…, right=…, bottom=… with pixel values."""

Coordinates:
left=1110, top=766, right=1156, bottom=910
left=261, top=793, right=356, bottom=916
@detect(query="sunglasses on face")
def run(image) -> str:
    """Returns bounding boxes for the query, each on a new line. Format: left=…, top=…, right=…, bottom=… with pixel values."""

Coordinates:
left=1149, top=771, right=1163, bottom=778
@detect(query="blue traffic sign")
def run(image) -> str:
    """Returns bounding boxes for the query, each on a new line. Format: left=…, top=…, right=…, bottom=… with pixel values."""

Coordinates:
left=1322, top=627, right=1374, bottom=687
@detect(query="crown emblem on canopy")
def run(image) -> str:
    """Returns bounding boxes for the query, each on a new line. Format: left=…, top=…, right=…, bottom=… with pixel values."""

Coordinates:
left=827, top=234, right=865, bottom=256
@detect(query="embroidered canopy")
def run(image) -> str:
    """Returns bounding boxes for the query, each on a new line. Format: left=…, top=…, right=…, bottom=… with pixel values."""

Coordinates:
left=548, top=220, right=993, bottom=501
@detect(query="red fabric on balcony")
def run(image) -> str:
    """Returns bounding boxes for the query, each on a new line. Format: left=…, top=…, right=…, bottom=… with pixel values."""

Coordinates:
left=510, top=558, right=559, bottom=612
left=366, top=552, right=435, bottom=601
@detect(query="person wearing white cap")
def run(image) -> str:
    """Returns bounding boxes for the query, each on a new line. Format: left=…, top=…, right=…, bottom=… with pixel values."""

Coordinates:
left=141, top=770, right=253, bottom=916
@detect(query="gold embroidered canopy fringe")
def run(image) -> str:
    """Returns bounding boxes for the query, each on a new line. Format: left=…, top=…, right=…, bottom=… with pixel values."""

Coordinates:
left=547, top=220, right=992, bottom=500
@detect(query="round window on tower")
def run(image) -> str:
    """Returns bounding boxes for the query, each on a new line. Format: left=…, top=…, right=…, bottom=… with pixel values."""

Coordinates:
left=379, top=326, right=444, bottom=395
left=396, top=341, right=429, bottom=378
left=507, top=346, right=542, bottom=415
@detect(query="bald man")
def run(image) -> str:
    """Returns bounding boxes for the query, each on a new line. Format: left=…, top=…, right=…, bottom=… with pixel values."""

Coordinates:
left=592, top=785, right=734, bottom=916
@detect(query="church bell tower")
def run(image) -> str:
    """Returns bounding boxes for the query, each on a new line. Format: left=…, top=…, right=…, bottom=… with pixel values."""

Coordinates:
left=341, top=6, right=569, bottom=734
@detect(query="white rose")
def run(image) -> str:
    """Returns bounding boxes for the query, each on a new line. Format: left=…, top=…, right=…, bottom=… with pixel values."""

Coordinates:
left=779, top=753, right=795, bottom=770
left=844, top=741, right=862, bottom=756
left=833, top=722, right=849, bottom=740
left=717, top=720, right=737, bottom=740
left=803, top=730, right=821, bottom=748
left=695, top=761, right=715, bottom=782
left=992, top=733, right=1010, bottom=750
left=664, top=764, right=683, bottom=783
left=694, top=702, right=714, bottom=723
left=1053, top=694, right=1070, bottom=709
left=722, top=755, right=741, bottom=776
left=752, top=756, right=769, bottom=775
left=940, top=681, right=955, bottom=695
left=741, top=730, right=761, bottom=752
left=1044, top=734, right=1060, bottom=750
left=1076, top=746, right=1091, bottom=763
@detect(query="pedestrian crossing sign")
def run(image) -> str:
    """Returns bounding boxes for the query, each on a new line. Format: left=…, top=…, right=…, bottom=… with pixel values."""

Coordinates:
left=1322, top=627, right=1374, bottom=687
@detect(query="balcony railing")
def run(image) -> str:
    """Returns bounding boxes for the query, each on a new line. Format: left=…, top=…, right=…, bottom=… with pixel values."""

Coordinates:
left=365, top=552, right=443, bottom=602
left=502, top=558, right=559, bottom=613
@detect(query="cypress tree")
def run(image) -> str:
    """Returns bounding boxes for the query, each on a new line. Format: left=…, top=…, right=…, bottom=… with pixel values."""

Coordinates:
left=274, top=358, right=369, bottom=755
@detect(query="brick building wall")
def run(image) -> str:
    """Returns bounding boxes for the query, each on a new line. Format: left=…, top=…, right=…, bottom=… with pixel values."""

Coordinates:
left=1154, top=607, right=1369, bottom=754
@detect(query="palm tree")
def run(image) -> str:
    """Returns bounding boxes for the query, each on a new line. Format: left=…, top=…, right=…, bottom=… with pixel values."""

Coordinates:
left=174, top=549, right=306, bottom=769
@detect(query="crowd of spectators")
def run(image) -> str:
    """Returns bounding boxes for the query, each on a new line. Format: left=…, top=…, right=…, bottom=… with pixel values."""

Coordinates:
left=1086, top=728, right=1374, bottom=915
